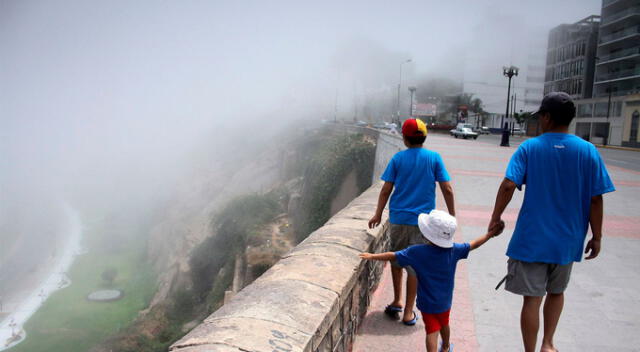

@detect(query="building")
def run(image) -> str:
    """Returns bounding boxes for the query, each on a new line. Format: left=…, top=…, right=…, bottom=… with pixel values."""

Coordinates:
left=462, top=16, right=547, bottom=127
left=571, top=93, right=640, bottom=147
left=543, top=16, right=600, bottom=99
left=593, top=0, right=640, bottom=98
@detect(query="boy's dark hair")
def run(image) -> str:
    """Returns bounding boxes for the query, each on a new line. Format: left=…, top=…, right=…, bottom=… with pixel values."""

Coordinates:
left=405, top=135, right=426, bottom=145
left=538, top=92, right=576, bottom=126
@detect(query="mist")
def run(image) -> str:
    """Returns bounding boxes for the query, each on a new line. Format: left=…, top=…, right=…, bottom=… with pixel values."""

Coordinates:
left=0, top=0, right=601, bottom=349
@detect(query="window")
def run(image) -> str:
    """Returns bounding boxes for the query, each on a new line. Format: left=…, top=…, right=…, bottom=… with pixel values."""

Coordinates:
left=594, top=102, right=609, bottom=117
left=613, top=101, right=622, bottom=116
left=577, top=103, right=593, bottom=117
left=631, top=111, right=639, bottom=142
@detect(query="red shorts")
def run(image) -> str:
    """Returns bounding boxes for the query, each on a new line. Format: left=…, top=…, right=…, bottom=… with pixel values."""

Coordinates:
left=421, top=310, right=451, bottom=334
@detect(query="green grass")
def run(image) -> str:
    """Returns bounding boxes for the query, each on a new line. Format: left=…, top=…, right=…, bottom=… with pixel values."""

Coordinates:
left=8, top=214, right=157, bottom=352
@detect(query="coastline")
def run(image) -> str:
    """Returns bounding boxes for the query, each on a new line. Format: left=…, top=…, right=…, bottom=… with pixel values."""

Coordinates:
left=0, top=204, right=83, bottom=350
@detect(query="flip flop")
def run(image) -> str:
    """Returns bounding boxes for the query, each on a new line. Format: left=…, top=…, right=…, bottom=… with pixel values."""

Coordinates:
left=439, top=342, right=454, bottom=352
left=402, top=311, right=418, bottom=326
left=384, top=305, right=403, bottom=319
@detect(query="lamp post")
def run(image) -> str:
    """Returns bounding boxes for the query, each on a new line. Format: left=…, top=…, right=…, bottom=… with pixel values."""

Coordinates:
left=408, top=86, right=417, bottom=118
left=501, top=65, right=519, bottom=147
left=396, top=59, right=412, bottom=125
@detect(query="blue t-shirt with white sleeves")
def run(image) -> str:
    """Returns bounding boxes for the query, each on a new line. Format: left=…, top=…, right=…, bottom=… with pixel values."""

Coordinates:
left=505, top=133, right=615, bottom=265
left=381, top=148, right=450, bottom=225
left=395, top=243, right=470, bottom=314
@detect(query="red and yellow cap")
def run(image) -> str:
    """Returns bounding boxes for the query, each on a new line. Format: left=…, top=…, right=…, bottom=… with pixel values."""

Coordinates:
left=402, top=118, right=428, bottom=137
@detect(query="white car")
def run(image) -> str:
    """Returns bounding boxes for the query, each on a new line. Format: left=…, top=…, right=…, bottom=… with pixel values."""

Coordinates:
left=451, top=127, right=478, bottom=139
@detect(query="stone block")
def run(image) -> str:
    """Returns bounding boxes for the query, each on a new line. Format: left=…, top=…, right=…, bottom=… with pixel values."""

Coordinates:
left=204, top=278, right=339, bottom=350
left=170, top=317, right=311, bottom=352
left=302, top=225, right=373, bottom=252
left=259, top=252, right=359, bottom=299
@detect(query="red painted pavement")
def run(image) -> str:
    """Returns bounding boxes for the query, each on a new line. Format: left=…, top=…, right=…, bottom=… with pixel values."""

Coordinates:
left=352, top=229, right=479, bottom=351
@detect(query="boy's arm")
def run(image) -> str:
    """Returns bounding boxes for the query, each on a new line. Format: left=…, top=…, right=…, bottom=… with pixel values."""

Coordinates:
left=369, top=181, right=394, bottom=228
left=359, top=251, right=396, bottom=261
left=439, top=181, right=456, bottom=216
left=471, top=220, right=505, bottom=250
left=585, top=195, right=603, bottom=260
left=488, top=178, right=517, bottom=233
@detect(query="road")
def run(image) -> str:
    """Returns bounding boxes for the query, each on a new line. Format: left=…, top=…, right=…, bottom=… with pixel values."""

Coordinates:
left=475, top=133, right=640, bottom=172
left=353, top=133, right=640, bottom=352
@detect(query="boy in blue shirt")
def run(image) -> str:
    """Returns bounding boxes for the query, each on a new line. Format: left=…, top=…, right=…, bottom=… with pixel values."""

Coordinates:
left=368, top=118, right=455, bottom=325
left=489, top=92, right=615, bottom=352
left=361, top=210, right=504, bottom=352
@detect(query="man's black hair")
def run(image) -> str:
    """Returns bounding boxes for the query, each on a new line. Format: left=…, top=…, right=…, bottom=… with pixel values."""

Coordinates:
left=405, top=135, right=426, bottom=145
left=543, top=103, right=576, bottom=126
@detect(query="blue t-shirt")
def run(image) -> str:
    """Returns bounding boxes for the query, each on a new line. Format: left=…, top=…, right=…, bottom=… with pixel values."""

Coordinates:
left=505, top=133, right=615, bottom=265
left=395, top=243, right=470, bottom=314
left=381, top=148, right=450, bottom=225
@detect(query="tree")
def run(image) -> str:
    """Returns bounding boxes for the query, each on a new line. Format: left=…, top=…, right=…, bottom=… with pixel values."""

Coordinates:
left=101, top=267, right=118, bottom=286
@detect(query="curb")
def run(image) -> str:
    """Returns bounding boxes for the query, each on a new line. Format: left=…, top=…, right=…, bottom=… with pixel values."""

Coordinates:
left=594, top=144, right=640, bottom=152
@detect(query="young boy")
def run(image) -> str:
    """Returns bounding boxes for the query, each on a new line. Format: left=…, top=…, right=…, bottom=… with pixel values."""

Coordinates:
left=368, top=118, right=455, bottom=325
left=361, top=210, right=504, bottom=352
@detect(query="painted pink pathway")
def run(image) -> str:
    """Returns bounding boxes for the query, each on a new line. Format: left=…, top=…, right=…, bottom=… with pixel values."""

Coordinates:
left=352, top=227, right=478, bottom=352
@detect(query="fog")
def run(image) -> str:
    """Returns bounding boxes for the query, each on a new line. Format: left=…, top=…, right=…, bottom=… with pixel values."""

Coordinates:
left=0, top=0, right=600, bottom=334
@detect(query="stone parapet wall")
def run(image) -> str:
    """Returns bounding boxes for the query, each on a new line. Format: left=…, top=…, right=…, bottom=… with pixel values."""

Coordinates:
left=372, top=132, right=403, bottom=181
left=170, top=126, right=404, bottom=352
left=170, top=185, right=390, bottom=352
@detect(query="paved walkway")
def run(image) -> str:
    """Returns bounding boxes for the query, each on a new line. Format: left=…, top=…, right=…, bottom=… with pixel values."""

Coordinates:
left=353, top=134, right=640, bottom=352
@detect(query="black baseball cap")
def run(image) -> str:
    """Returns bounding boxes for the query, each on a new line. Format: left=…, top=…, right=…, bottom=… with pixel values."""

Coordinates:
left=535, top=92, right=576, bottom=117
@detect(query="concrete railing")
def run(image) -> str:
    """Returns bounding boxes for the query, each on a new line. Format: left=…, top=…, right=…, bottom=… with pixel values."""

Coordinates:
left=170, top=128, right=404, bottom=352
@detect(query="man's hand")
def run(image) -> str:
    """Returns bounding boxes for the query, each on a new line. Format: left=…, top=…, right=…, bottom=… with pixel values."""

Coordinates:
left=368, top=214, right=382, bottom=229
left=488, top=220, right=505, bottom=237
left=585, top=238, right=601, bottom=260
left=488, top=217, right=503, bottom=236
left=359, top=252, right=374, bottom=260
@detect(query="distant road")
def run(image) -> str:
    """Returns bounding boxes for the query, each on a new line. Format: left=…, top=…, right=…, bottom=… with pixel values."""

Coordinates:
left=470, top=133, right=640, bottom=172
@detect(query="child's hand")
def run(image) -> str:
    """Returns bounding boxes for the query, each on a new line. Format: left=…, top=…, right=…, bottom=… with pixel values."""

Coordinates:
left=489, top=220, right=505, bottom=237
left=359, top=252, right=374, bottom=260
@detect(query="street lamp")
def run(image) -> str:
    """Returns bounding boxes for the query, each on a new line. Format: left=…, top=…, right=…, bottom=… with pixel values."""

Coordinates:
left=501, top=65, right=519, bottom=147
left=408, top=86, right=417, bottom=118
left=396, top=59, right=412, bottom=125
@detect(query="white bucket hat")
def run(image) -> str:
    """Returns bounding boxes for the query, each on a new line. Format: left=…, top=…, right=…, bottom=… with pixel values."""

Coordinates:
left=417, top=210, right=457, bottom=248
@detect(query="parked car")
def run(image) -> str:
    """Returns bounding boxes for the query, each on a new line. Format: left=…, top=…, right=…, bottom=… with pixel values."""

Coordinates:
left=451, top=127, right=478, bottom=139
left=512, top=128, right=525, bottom=136
left=478, top=126, right=491, bottom=134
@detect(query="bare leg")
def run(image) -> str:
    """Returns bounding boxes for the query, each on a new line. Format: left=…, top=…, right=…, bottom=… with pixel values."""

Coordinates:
left=426, top=331, right=439, bottom=352
left=403, top=273, right=418, bottom=321
left=440, top=325, right=451, bottom=351
left=390, top=266, right=404, bottom=308
left=521, top=296, right=543, bottom=352
left=541, top=293, right=564, bottom=352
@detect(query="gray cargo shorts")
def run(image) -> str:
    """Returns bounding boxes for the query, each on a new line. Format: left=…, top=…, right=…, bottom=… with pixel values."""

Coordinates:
left=389, top=224, right=429, bottom=276
left=505, top=258, right=573, bottom=297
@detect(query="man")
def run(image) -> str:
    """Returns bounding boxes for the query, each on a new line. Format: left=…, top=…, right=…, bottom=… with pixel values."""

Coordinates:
left=369, top=118, right=455, bottom=325
left=489, top=92, right=615, bottom=352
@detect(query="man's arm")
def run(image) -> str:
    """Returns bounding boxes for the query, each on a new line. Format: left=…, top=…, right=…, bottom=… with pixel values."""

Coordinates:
left=359, top=251, right=396, bottom=261
left=488, top=178, right=517, bottom=231
left=369, top=181, right=393, bottom=228
left=439, top=181, right=456, bottom=216
left=585, top=195, right=603, bottom=260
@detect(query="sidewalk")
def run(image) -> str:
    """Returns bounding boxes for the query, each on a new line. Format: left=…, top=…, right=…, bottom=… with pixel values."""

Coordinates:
left=352, top=134, right=640, bottom=351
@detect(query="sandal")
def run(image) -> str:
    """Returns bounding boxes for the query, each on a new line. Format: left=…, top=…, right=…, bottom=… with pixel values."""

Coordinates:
left=402, top=311, right=418, bottom=326
left=384, top=305, right=403, bottom=319
left=439, top=342, right=453, bottom=352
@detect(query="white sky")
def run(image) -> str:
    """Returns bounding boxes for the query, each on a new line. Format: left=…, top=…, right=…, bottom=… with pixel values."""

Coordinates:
left=0, top=0, right=602, bottom=205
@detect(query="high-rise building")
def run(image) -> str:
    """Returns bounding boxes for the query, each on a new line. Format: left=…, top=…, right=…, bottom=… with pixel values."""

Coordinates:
left=543, top=16, right=600, bottom=99
left=593, top=0, right=640, bottom=97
